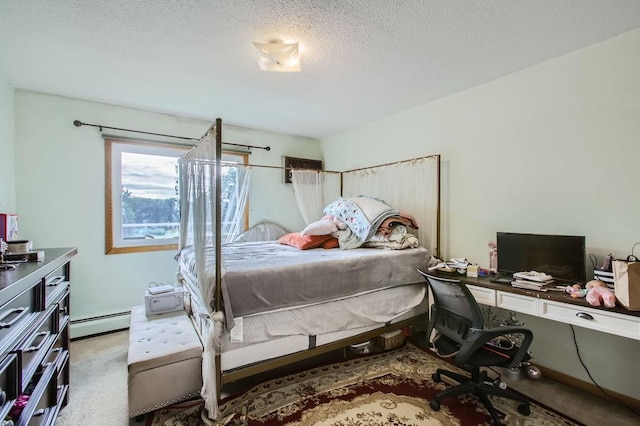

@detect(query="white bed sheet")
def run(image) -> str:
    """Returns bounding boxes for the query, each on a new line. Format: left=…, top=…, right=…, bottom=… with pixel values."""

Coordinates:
left=229, top=283, right=425, bottom=344
left=221, top=297, right=429, bottom=372
left=181, top=278, right=429, bottom=372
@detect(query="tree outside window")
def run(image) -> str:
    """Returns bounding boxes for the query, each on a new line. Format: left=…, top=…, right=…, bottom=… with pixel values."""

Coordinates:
left=105, top=138, right=247, bottom=254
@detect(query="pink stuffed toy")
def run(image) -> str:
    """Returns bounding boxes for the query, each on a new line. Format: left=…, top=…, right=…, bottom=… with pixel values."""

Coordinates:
left=585, top=280, right=616, bottom=308
left=566, top=280, right=616, bottom=308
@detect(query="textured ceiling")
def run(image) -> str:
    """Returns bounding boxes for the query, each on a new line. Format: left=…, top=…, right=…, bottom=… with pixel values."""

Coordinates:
left=2, top=0, right=640, bottom=138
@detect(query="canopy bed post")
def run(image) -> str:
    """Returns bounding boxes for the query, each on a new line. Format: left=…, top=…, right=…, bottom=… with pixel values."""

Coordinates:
left=436, top=154, right=441, bottom=259
left=213, top=118, right=224, bottom=400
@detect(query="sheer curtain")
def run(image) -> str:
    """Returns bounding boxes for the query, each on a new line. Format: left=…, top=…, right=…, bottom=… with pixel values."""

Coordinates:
left=178, top=129, right=222, bottom=419
left=222, top=165, right=251, bottom=243
left=342, top=157, right=438, bottom=254
left=291, top=169, right=325, bottom=225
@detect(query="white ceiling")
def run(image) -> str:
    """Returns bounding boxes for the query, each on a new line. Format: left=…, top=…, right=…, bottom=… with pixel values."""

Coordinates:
left=2, top=1, right=640, bottom=139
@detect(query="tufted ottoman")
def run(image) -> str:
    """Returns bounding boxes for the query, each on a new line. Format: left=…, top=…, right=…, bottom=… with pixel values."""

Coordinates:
left=127, top=305, right=203, bottom=418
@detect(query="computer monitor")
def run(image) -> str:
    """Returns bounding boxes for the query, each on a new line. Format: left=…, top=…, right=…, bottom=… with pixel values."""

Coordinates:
left=496, top=232, right=586, bottom=283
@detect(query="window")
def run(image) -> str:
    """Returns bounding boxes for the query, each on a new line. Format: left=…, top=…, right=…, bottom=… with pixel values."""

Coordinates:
left=105, top=137, right=248, bottom=254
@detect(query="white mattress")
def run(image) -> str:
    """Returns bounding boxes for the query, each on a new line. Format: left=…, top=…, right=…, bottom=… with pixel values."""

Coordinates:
left=227, top=283, right=426, bottom=345
left=221, top=296, right=429, bottom=372
left=182, top=281, right=429, bottom=372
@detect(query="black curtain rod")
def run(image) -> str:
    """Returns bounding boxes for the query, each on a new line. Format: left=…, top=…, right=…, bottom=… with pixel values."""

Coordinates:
left=72, top=120, right=271, bottom=151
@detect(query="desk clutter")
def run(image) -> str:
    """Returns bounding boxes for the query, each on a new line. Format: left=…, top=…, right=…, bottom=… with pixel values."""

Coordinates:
left=590, top=244, right=640, bottom=311
left=511, top=271, right=554, bottom=290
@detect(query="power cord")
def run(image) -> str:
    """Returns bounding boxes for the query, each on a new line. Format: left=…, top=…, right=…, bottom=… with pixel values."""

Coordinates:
left=570, top=324, right=640, bottom=417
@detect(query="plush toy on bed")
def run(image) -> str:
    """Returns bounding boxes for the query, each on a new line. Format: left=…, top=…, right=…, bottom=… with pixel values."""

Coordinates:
left=566, top=280, right=616, bottom=308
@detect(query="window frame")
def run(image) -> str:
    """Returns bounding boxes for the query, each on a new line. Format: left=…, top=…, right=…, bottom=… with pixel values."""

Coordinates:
left=105, top=138, right=188, bottom=254
left=105, top=138, right=249, bottom=255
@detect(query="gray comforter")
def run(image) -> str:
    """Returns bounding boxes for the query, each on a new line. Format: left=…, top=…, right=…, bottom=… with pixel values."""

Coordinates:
left=177, top=241, right=432, bottom=325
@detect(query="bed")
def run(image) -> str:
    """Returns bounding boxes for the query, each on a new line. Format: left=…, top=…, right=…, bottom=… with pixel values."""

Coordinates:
left=174, top=118, right=441, bottom=419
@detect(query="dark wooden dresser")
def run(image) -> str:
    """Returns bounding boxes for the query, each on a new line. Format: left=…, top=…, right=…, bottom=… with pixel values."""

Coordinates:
left=1, top=248, right=76, bottom=425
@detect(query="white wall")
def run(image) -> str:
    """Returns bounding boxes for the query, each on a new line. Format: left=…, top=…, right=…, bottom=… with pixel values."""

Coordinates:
left=0, top=72, right=15, bottom=213
left=322, top=29, right=640, bottom=399
left=14, top=91, right=320, bottom=337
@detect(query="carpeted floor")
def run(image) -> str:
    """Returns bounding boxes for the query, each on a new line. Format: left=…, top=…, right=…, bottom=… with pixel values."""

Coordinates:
left=55, top=330, right=638, bottom=426
left=147, top=342, right=581, bottom=425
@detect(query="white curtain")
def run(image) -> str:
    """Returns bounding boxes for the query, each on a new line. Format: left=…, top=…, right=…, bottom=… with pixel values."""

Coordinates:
left=342, top=157, right=438, bottom=254
left=291, top=169, right=325, bottom=225
left=222, top=165, right=251, bottom=243
left=177, top=129, right=221, bottom=419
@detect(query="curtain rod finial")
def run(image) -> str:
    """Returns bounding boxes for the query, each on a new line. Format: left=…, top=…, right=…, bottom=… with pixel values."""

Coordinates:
left=265, top=146, right=271, bottom=151
left=73, top=120, right=83, bottom=127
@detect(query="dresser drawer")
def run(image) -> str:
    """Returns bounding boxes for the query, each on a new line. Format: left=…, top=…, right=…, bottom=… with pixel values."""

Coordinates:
left=15, top=309, right=57, bottom=393
left=55, top=351, right=69, bottom=407
left=540, top=300, right=640, bottom=340
left=56, top=292, right=70, bottom=330
left=0, top=353, right=19, bottom=422
left=0, top=284, right=40, bottom=354
left=44, top=265, right=69, bottom=310
left=14, top=362, right=57, bottom=426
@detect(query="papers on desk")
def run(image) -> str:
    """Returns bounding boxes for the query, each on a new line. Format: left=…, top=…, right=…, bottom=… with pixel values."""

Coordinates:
left=511, top=279, right=551, bottom=291
left=511, top=271, right=554, bottom=291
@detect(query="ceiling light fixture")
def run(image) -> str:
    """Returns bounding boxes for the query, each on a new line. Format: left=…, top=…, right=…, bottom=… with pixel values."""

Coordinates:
left=253, top=40, right=301, bottom=72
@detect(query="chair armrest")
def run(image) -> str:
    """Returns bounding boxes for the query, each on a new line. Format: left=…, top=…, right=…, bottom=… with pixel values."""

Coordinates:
left=455, top=326, right=533, bottom=369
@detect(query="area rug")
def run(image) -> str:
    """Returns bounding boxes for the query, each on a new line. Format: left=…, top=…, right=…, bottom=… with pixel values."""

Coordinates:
left=146, top=342, right=582, bottom=426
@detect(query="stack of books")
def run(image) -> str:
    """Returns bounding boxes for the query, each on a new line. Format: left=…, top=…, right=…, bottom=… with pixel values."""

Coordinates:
left=511, top=271, right=554, bottom=291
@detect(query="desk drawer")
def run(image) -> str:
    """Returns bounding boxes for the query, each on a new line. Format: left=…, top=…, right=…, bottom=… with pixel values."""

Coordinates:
left=496, top=291, right=538, bottom=315
left=467, top=285, right=496, bottom=306
left=540, top=300, right=640, bottom=340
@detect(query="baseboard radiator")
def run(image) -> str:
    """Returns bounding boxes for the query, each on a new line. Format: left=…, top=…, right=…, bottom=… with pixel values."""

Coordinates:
left=70, top=311, right=131, bottom=339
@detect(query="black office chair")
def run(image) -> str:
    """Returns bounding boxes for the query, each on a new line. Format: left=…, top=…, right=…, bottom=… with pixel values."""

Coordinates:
left=418, top=270, right=534, bottom=425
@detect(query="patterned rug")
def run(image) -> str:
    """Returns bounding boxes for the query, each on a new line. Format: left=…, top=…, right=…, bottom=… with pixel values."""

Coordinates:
left=146, top=342, right=582, bottom=425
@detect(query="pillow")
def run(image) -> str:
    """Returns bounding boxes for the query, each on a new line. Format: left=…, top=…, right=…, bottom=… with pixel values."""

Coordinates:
left=300, top=219, right=338, bottom=236
left=278, top=233, right=334, bottom=250
left=322, top=238, right=339, bottom=249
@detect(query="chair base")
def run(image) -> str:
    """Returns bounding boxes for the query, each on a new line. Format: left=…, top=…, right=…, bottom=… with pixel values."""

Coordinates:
left=431, top=367, right=530, bottom=425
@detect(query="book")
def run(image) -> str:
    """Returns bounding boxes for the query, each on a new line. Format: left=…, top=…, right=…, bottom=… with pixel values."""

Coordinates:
left=0, top=213, right=18, bottom=242
left=512, top=271, right=554, bottom=283
left=511, top=279, right=551, bottom=291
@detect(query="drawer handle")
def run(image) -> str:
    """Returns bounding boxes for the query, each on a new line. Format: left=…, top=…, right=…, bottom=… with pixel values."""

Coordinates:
left=47, top=276, right=66, bottom=287
left=0, top=307, right=29, bottom=329
left=576, top=312, right=594, bottom=320
left=25, top=331, right=51, bottom=353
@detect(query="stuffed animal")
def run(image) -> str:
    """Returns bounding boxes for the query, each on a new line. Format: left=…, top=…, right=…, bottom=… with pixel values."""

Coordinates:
left=566, top=284, right=587, bottom=298
left=566, top=280, right=616, bottom=308
left=585, top=280, right=616, bottom=308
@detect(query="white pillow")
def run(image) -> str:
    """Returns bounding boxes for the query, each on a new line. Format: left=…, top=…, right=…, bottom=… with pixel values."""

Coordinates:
left=300, top=219, right=338, bottom=236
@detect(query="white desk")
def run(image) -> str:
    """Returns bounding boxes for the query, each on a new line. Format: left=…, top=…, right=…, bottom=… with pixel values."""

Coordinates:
left=433, top=272, right=640, bottom=341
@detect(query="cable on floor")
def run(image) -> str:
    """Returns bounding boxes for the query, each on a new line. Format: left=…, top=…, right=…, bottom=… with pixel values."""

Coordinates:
left=570, top=324, right=640, bottom=417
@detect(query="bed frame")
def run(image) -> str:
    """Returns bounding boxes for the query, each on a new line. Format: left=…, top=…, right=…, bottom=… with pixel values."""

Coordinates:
left=178, top=118, right=441, bottom=419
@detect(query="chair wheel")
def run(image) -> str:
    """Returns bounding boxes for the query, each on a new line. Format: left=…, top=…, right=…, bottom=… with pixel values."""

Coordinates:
left=518, top=403, right=531, bottom=416
left=430, top=399, right=441, bottom=411
left=432, top=372, right=441, bottom=382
